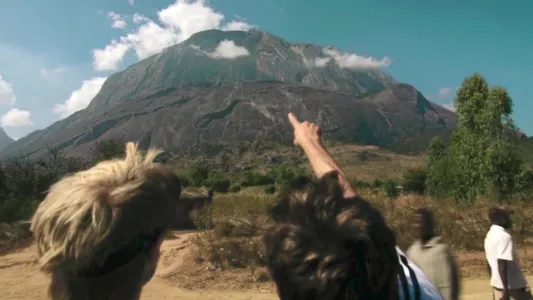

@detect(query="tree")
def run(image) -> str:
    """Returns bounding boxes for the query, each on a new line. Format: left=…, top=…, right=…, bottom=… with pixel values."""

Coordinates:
left=426, top=136, right=457, bottom=198
left=90, top=139, right=125, bottom=162
left=426, top=73, right=523, bottom=201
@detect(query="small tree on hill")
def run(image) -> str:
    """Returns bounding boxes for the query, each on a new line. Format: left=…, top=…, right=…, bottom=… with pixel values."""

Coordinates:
left=90, top=139, right=125, bottom=163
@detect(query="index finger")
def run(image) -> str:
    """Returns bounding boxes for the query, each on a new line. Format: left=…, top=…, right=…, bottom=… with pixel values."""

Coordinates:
left=288, top=112, right=300, bottom=127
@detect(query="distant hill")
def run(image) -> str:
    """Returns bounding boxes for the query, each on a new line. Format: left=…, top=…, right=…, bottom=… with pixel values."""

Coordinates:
left=0, top=128, right=14, bottom=151
left=0, top=29, right=456, bottom=159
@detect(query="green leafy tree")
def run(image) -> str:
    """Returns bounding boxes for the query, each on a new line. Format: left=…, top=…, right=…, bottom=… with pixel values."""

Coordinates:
left=426, top=73, right=523, bottom=201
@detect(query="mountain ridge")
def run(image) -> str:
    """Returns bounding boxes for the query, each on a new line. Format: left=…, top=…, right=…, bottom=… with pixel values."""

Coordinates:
left=0, top=127, right=14, bottom=151
left=1, top=29, right=456, bottom=159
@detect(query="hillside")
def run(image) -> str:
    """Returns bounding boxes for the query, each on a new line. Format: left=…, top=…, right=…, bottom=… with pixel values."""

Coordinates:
left=0, top=128, right=14, bottom=151
left=0, top=29, right=456, bottom=159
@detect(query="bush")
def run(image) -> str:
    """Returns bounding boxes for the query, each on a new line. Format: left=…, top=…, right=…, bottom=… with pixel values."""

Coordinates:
left=241, top=172, right=274, bottom=187
left=383, top=179, right=399, bottom=199
left=228, top=185, right=242, bottom=193
left=372, top=178, right=383, bottom=189
left=267, top=163, right=305, bottom=188
left=178, top=176, right=191, bottom=187
left=402, top=168, right=427, bottom=194
left=203, top=176, right=231, bottom=193
left=90, top=139, right=125, bottom=163
left=263, top=185, right=276, bottom=194
left=0, top=197, right=38, bottom=223
left=187, top=165, right=209, bottom=187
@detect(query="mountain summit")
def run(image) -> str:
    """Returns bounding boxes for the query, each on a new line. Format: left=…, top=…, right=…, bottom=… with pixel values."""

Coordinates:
left=86, top=29, right=396, bottom=112
left=0, top=29, right=455, bottom=158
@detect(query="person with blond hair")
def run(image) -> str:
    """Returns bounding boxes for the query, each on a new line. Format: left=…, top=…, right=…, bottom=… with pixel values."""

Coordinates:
left=263, top=113, right=444, bottom=300
left=31, top=142, right=187, bottom=300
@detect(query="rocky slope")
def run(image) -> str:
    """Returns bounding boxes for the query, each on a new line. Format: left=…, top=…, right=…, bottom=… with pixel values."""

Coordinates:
left=0, top=29, right=455, bottom=158
left=0, top=82, right=455, bottom=158
left=0, top=128, right=14, bottom=151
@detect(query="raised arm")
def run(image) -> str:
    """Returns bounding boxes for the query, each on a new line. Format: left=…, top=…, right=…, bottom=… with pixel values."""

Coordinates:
left=287, top=112, right=357, bottom=198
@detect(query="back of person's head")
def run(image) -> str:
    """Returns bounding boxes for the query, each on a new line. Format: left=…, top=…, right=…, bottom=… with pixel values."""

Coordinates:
left=31, top=142, right=184, bottom=300
left=488, top=207, right=511, bottom=229
left=414, top=208, right=434, bottom=223
left=263, top=171, right=399, bottom=300
left=414, top=207, right=436, bottom=238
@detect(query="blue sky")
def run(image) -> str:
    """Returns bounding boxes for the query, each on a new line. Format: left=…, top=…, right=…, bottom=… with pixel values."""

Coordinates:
left=0, top=0, right=531, bottom=140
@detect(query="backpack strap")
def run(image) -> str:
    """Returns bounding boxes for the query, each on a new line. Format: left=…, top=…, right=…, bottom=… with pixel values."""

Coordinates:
left=398, top=255, right=411, bottom=300
left=399, top=254, right=421, bottom=300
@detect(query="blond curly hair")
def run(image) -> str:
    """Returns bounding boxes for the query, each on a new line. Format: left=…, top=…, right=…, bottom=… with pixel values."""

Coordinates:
left=31, top=142, right=182, bottom=276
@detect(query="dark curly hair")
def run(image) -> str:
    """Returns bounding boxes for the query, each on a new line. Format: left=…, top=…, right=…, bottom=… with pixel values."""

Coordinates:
left=263, top=171, right=399, bottom=300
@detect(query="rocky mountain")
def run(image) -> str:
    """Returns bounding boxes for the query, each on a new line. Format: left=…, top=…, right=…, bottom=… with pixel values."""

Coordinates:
left=0, top=29, right=456, bottom=159
left=0, top=128, right=14, bottom=151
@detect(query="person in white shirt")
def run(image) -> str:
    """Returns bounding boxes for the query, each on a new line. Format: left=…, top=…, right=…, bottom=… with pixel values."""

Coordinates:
left=263, top=112, right=442, bottom=300
left=484, top=207, right=532, bottom=300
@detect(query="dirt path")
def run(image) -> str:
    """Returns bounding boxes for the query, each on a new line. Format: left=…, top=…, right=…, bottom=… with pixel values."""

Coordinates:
left=0, top=234, right=530, bottom=300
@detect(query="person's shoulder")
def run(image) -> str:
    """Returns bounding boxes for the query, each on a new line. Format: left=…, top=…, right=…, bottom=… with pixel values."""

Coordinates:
left=433, top=240, right=450, bottom=253
left=487, top=226, right=511, bottom=240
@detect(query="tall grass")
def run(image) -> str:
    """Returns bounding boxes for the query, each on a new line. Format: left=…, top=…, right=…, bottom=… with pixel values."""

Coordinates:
left=191, top=187, right=533, bottom=272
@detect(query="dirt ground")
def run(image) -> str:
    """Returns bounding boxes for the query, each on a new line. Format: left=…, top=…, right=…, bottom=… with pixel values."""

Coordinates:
left=1, top=231, right=531, bottom=300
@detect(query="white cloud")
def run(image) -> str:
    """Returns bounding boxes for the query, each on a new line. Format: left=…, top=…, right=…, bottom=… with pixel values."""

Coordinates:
left=438, top=87, right=451, bottom=98
left=40, top=67, right=66, bottom=78
left=0, top=74, right=16, bottom=105
left=200, top=40, right=250, bottom=59
left=132, top=13, right=150, bottom=24
left=92, top=0, right=254, bottom=71
left=224, top=21, right=254, bottom=31
left=53, top=77, right=107, bottom=118
left=92, top=41, right=131, bottom=71
left=1, top=108, right=33, bottom=127
left=108, top=12, right=127, bottom=29
left=314, top=57, right=331, bottom=67
left=128, top=0, right=134, bottom=5
left=322, top=47, right=391, bottom=70
left=122, top=20, right=180, bottom=59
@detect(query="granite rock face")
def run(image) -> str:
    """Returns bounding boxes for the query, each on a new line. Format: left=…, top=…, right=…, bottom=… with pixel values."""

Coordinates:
left=0, top=30, right=456, bottom=158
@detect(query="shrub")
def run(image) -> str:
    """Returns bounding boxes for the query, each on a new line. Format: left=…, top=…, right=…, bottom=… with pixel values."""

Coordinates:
left=267, top=163, right=305, bottom=188
left=372, top=178, right=383, bottom=189
left=263, top=185, right=276, bottom=194
left=383, top=179, right=399, bottom=199
left=178, top=176, right=191, bottom=187
left=228, top=185, right=242, bottom=193
left=187, top=165, right=209, bottom=187
left=90, top=139, right=125, bottom=162
left=0, top=197, right=38, bottom=223
left=241, top=172, right=274, bottom=187
left=203, top=176, right=231, bottom=193
left=402, top=168, right=427, bottom=194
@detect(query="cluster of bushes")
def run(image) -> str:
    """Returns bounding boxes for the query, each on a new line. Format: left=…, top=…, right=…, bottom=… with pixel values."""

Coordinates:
left=179, top=163, right=305, bottom=195
left=0, top=140, right=126, bottom=224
